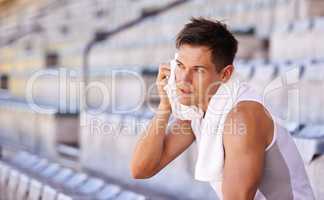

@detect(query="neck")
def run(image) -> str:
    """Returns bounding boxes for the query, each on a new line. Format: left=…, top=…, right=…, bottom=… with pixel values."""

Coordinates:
left=197, top=95, right=213, bottom=113
left=198, top=84, right=222, bottom=112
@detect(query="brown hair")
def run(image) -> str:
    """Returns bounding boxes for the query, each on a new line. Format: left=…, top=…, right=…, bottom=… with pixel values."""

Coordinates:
left=176, top=17, right=238, bottom=72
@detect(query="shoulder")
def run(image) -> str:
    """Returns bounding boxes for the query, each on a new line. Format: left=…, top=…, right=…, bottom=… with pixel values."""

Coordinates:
left=223, top=100, right=274, bottom=152
left=226, top=100, right=268, bottom=121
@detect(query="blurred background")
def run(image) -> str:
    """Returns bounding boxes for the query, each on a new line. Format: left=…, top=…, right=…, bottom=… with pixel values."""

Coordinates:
left=0, top=0, right=324, bottom=199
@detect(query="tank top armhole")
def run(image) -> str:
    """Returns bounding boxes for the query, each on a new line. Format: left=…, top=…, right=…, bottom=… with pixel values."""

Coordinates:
left=235, top=98, right=277, bottom=152
left=265, top=121, right=277, bottom=151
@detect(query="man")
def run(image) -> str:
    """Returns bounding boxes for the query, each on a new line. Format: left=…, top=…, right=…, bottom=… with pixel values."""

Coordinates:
left=130, top=18, right=314, bottom=199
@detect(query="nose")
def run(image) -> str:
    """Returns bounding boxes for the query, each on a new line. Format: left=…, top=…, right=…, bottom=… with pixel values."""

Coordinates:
left=177, top=69, right=192, bottom=84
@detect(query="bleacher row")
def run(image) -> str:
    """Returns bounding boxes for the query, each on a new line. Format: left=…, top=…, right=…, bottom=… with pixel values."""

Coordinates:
left=80, top=109, right=219, bottom=200
left=5, top=57, right=324, bottom=124
left=0, top=151, right=148, bottom=200
left=235, top=58, right=324, bottom=124
left=2, top=0, right=324, bottom=70
left=0, top=0, right=317, bottom=38
left=0, top=97, right=79, bottom=160
left=271, top=17, right=324, bottom=60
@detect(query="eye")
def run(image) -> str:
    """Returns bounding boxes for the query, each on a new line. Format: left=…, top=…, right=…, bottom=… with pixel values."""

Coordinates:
left=177, top=62, right=185, bottom=69
left=194, top=68, right=205, bottom=73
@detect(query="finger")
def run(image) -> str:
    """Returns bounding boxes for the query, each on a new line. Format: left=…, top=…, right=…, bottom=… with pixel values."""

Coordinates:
left=158, top=75, right=169, bottom=82
left=159, top=63, right=170, bottom=70
left=161, top=68, right=170, bottom=76
left=158, top=69, right=170, bottom=80
left=161, top=78, right=168, bottom=85
left=156, top=79, right=168, bottom=89
left=159, top=67, right=170, bottom=77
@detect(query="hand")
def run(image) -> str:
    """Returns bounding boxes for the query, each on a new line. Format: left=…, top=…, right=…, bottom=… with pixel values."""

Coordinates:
left=156, top=63, right=171, bottom=110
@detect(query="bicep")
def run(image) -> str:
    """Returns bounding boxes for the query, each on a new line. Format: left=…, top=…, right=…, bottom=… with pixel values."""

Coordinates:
left=222, top=107, right=267, bottom=199
left=154, top=119, right=195, bottom=173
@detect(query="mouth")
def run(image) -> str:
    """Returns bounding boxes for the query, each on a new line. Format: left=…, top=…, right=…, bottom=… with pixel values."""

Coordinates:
left=180, top=88, right=192, bottom=94
left=176, top=82, right=193, bottom=95
left=177, top=87, right=192, bottom=95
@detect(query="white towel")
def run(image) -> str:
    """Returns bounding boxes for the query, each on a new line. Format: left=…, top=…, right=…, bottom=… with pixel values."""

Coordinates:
left=164, top=53, right=245, bottom=181
left=163, top=53, right=204, bottom=121
left=193, top=76, right=243, bottom=182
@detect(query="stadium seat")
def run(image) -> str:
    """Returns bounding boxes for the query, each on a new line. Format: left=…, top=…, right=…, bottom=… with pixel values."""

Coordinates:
left=312, top=17, right=324, bottom=59
left=306, top=155, right=324, bottom=199
left=94, top=184, right=122, bottom=200
left=11, top=151, right=32, bottom=165
left=16, top=174, right=30, bottom=200
left=11, top=152, right=40, bottom=169
left=290, top=19, right=313, bottom=59
left=75, top=177, right=105, bottom=196
left=234, top=63, right=254, bottom=81
left=274, top=0, right=295, bottom=29
left=16, top=109, right=38, bottom=150
left=63, top=172, right=88, bottom=190
left=262, top=61, right=303, bottom=123
left=39, top=163, right=62, bottom=178
left=0, top=163, right=10, bottom=200
left=51, top=168, right=75, bottom=185
left=28, top=159, right=49, bottom=175
left=256, top=0, right=275, bottom=36
left=7, top=169, right=20, bottom=200
left=27, top=179, right=43, bottom=200
left=294, top=125, right=324, bottom=163
left=249, top=63, right=278, bottom=94
left=114, top=190, right=146, bottom=200
left=231, top=3, right=245, bottom=28
left=284, top=121, right=302, bottom=135
left=0, top=104, right=20, bottom=144
left=270, top=23, right=292, bottom=60
left=57, top=193, right=73, bottom=200
left=42, top=185, right=58, bottom=200
left=80, top=112, right=123, bottom=171
left=299, top=62, right=324, bottom=123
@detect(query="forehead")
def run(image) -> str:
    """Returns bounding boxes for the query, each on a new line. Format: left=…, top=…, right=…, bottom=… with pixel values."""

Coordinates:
left=177, top=44, right=214, bottom=67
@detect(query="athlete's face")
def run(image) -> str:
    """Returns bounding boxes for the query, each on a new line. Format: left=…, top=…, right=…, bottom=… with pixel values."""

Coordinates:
left=175, top=44, right=233, bottom=109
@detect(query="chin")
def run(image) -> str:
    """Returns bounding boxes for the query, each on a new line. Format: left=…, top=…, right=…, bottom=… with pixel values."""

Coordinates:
left=178, top=96, right=194, bottom=106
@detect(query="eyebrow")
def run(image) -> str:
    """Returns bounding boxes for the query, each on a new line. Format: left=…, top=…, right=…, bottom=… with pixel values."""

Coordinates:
left=176, top=59, right=207, bottom=69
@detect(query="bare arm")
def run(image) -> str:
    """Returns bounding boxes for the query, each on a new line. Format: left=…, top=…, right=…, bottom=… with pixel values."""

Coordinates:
left=130, top=110, right=194, bottom=179
left=130, top=63, right=195, bottom=179
left=222, top=101, right=274, bottom=200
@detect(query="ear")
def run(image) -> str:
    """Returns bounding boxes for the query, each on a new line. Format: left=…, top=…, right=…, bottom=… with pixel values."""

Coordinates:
left=221, top=65, right=234, bottom=82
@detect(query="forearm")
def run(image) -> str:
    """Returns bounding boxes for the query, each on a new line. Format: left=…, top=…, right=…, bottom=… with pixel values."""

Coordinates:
left=223, top=184, right=257, bottom=200
left=131, top=106, right=171, bottom=178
